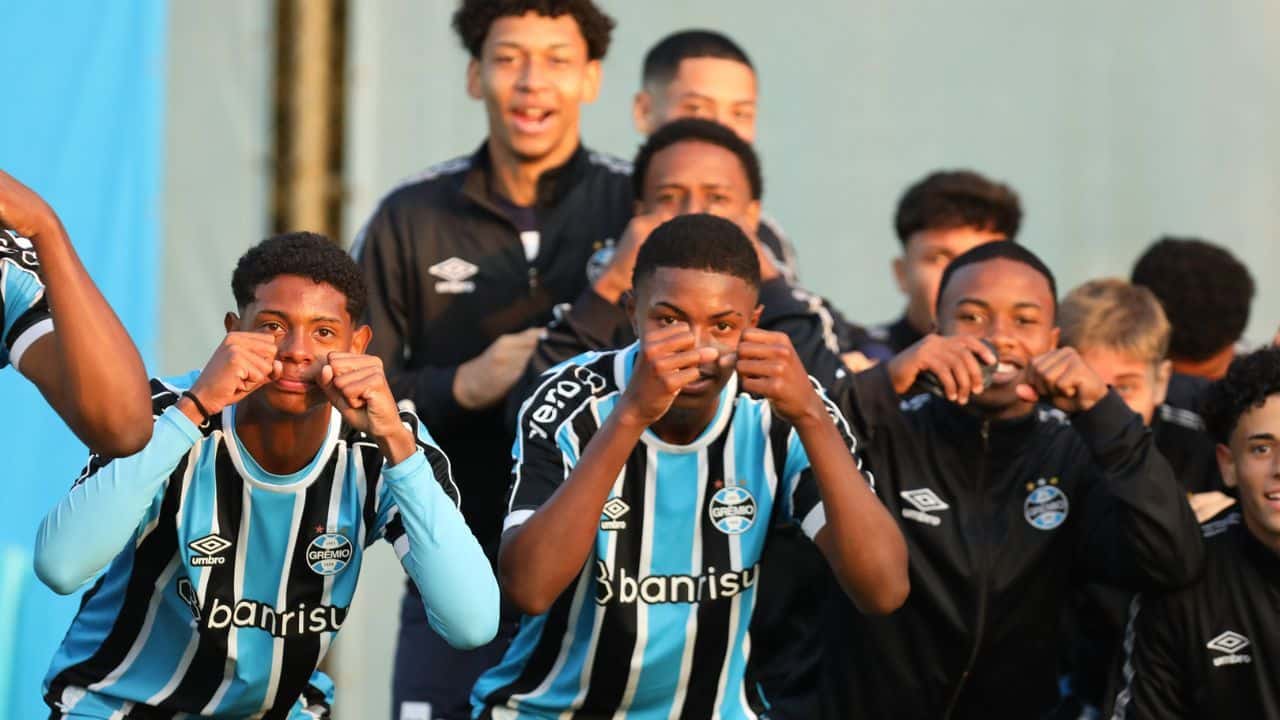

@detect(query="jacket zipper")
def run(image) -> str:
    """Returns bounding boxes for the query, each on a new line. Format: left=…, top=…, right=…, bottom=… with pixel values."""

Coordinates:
left=943, top=420, right=991, bottom=718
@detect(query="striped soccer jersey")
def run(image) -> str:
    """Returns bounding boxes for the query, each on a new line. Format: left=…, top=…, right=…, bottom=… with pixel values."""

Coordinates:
left=473, top=343, right=861, bottom=719
left=43, top=374, right=460, bottom=719
left=0, top=227, right=53, bottom=370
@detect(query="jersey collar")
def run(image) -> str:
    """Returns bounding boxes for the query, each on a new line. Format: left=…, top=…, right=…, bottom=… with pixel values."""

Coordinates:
left=615, top=342, right=739, bottom=455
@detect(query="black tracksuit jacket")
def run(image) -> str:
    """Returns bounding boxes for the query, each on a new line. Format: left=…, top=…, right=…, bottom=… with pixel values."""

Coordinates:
left=353, top=142, right=633, bottom=551
left=1108, top=508, right=1280, bottom=719
left=805, top=364, right=1204, bottom=720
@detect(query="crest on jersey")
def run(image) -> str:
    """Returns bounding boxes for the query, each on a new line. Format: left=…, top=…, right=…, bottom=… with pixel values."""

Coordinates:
left=1024, top=478, right=1069, bottom=530
left=709, top=486, right=756, bottom=535
left=307, top=533, right=353, bottom=576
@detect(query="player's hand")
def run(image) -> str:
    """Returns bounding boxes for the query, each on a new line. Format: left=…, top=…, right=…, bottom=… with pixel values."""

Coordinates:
left=842, top=350, right=877, bottom=373
left=618, top=322, right=719, bottom=426
left=1015, top=347, right=1109, bottom=413
left=736, top=328, right=826, bottom=426
left=319, top=352, right=416, bottom=463
left=591, top=213, right=665, bottom=303
left=187, top=332, right=282, bottom=416
left=887, top=334, right=996, bottom=403
left=0, top=169, right=60, bottom=242
left=750, top=230, right=783, bottom=282
left=1189, top=490, right=1236, bottom=522
left=454, top=327, right=544, bottom=411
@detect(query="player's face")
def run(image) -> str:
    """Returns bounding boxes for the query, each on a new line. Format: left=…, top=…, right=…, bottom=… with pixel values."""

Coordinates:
left=1219, top=394, right=1280, bottom=547
left=467, top=13, right=600, bottom=166
left=937, top=258, right=1058, bottom=415
left=1079, top=348, right=1170, bottom=425
left=230, top=274, right=371, bottom=416
left=893, top=228, right=1006, bottom=333
left=639, top=140, right=760, bottom=236
left=636, top=58, right=758, bottom=141
left=633, top=267, right=761, bottom=413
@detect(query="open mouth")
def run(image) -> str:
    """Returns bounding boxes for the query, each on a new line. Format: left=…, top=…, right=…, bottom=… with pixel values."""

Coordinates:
left=990, top=359, right=1023, bottom=385
left=1264, top=490, right=1280, bottom=507
left=510, top=107, right=555, bottom=135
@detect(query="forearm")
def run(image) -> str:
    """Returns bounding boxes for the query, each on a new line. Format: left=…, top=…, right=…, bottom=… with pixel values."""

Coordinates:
left=798, top=413, right=908, bottom=614
left=29, top=224, right=151, bottom=455
left=499, top=408, right=645, bottom=615
left=384, top=451, right=500, bottom=649
left=35, top=406, right=199, bottom=594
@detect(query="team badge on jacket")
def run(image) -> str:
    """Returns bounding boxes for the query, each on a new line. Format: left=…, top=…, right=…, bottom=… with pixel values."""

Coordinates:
left=1024, top=478, right=1069, bottom=530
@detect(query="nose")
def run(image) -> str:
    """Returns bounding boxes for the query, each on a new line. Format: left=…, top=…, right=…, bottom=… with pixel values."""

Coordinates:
left=277, top=328, right=312, bottom=362
left=516, top=56, right=548, bottom=91
left=985, top=315, right=1016, bottom=352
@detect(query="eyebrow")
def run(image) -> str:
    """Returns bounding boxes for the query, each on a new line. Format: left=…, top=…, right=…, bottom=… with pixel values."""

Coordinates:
left=955, top=297, right=1043, bottom=310
left=257, top=309, right=345, bottom=325
left=1246, top=432, right=1278, bottom=442
left=493, top=40, right=575, bottom=52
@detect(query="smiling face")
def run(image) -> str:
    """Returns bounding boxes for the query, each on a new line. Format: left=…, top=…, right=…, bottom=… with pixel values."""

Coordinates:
left=936, top=258, right=1059, bottom=418
left=1218, top=394, right=1280, bottom=550
left=639, top=139, right=760, bottom=235
left=467, top=12, right=601, bottom=168
left=228, top=274, right=370, bottom=416
left=894, top=227, right=1007, bottom=334
left=631, top=266, right=761, bottom=416
left=1079, top=347, right=1171, bottom=425
left=635, top=57, right=758, bottom=142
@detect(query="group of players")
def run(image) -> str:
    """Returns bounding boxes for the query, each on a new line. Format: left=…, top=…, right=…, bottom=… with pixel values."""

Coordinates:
left=4, top=1, right=1275, bottom=719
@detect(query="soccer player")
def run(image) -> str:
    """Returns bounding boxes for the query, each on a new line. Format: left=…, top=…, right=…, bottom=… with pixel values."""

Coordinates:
left=812, top=242, right=1203, bottom=719
left=473, top=214, right=908, bottom=718
left=37, top=233, right=498, bottom=719
left=0, top=169, right=151, bottom=456
left=630, top=29, right=798, bottom=281
left=352, top=1, right=632, bottom=715
left=866, top=169, right=1022, bottom=357
left=1109, top=346, right=1280, bottom=718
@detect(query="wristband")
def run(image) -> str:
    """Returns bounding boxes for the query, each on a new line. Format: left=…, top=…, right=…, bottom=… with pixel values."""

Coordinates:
left=181, top=390, right=214, bottom=427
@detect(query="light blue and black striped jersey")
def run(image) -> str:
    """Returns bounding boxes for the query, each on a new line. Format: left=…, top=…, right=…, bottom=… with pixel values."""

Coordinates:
left=473, top=343, right=863, bottom=720
left=41, top=373, right=478, bottom=719
left=0, top=227, right=53, bottom=371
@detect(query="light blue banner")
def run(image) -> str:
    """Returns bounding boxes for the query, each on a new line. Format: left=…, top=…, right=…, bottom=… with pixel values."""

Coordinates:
left=0, top=2, right=167, bottom=718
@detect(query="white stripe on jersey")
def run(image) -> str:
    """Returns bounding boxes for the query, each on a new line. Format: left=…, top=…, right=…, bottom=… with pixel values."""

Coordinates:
left=9, top=316, right=52, bottom=371
left=89, top=558, right=182, bottom=693
left=714, top=420, right=757, bottom=720
left=616, top=447, right=660, bottom=713
left=666, top=443, right=713, bottom=720
left=108, top=701, right=134, bottom=719
left=319, top=444, right=350, bottom=669
left=1109, top=594, right=1144, bottom=720
left=202, top=482, right=254, bottom=715
left=223, top=406, right=342, bottom=492
left=259, top=478, right=308, bottom=715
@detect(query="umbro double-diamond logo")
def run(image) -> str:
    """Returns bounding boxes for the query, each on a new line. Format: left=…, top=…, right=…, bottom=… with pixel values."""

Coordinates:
left=188, top=534, right=232, bottom=567
left=1207, top=630, right=1252, bottom=667
left=900, top=488, right=949, bottom=527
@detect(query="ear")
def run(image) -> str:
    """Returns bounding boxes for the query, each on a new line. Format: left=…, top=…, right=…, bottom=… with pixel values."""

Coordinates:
left=466, top=59, right=483, bottom=100
left=1152, top=359, right=1173, bottom=407
left=892, top=256, right=909, bottom=295
left=1216, top=443, right=1237, bottom=490
left=745, top=199, right=762, bottom=231
left=624, top=290, right=639, bottom=337
left=581, top=59, right=602, bottom=104
left=1049, top=326, right=1061, bottom=350
left=749, top=304, right=763, bottom=328
left=352, top=324, right=372, bottom=354
left=632, top=89, right=653, bottom=135
left=224, top=312, right=240, bottom=333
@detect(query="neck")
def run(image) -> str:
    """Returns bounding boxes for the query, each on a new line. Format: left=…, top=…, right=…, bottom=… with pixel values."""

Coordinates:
left=1172, top=346, right=1235, bottom=381
left=651, top=403, right=718, bottom=446
left=234, top=397, right=332, bottom=475
left=979, top=398, right=1037, bottom=423
left=1243, top=513, right=1280, bottom=558
left=487, top=134, right=579, bottom=206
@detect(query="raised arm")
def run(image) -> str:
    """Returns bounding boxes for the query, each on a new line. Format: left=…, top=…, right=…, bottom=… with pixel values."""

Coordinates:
left=0, top=169, right=151, bottom=457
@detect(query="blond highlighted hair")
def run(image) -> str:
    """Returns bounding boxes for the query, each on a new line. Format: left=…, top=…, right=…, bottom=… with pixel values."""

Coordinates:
left=1059, top=278, right=1170, bottom=365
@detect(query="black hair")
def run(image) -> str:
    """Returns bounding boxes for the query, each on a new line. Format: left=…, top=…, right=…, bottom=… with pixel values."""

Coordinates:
left=935, top=241, right=1057, bottom=315
left=894, top=169, right=1022, bottom=247
left=1131, top=236, right=1255, bottom=362
left=631, top=118, right=763, bottom=201
left=231, top=232, right=367, bottom=321
left=452, top=0, right=615, bottom=60
left=632, top=214, right=760, bottom=292
left=641, top=29, right=753, bottom=88
left=1202, top=347, right=1280, bottom=445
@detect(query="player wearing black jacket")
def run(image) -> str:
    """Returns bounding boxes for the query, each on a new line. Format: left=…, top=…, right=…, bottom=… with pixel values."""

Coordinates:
left=806, top=242, right=1203, bottom=720
left=1109, top=347, right=1280, bottom=719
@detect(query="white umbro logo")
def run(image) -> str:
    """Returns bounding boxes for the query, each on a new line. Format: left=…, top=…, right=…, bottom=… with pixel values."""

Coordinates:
left=188, top=534, right=232, bottom=566
left=429, top=257, right=478, bottom=294
left=601, top=497, right=629, bottom=531
left=900, top=489, right=949, bottom=527
left=1207, top=630, right=1252, bottom=667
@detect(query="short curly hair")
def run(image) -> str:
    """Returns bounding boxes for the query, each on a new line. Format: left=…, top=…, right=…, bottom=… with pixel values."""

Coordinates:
left=452, top=0, right=615, bottom=60
left=894, top=169, right=1022, bottom=247
left=1202, top=347, right=1280, bottom=445
left=231, top=232, right=367, bottom=321
left=1131, top=236, right=1255, bottom=362
left=633, top=214, right=761, bottom=292
left=631, top=118, right=763, bottom=201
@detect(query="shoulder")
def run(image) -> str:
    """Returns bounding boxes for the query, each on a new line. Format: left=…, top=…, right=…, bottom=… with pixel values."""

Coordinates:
left=1200, top=508, right=1243, bottom=543
left=585, top=149, right=633, bottom=179
left=1157, top=403, right=1208, bottom=433
left=0, top=228, right=41, bottom=275
left=351, top=155, right=474, bottom=256
left=517, top=348, right=624, bottom=438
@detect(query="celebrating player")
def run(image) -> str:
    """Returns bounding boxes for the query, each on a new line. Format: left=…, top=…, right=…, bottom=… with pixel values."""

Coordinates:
left=0, top=169, right=151, bottom=457
left=36, top=233, right=497, bottom=719
left=473, top=214, right=907, bottom=718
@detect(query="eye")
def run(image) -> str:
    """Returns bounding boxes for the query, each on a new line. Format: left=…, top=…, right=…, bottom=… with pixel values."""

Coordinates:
left=1016, top=316, right=1039, bottom=326
left=710, top=193, right=732, bottom=205
left=715, top=321, right=735, bottom=332
left=260, top=321, right=284, bottom=333
left=1249, top=444, right=1272, bottom=456
left=315, top=327, right=336, bottom=339
left=956, top=311, right=984, bottom=324
left=656, top=315, right=677, bottom=326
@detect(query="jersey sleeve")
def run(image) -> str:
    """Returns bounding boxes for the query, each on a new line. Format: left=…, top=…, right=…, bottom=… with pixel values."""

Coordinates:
left=0, top=228, right=53, bottom=371
left=370, top=411, right=461, bottom=550
left=1108, top=592, right=1192, bottom=719
left=776, top=377, right=869, bottom=540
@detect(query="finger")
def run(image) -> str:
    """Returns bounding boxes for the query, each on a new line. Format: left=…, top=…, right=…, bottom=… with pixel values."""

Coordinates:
left=718, top=351, right=738, bottom=369
left=647, top=323, right=695, bottom=346
left=923, top=356, right=959, bottom=402
left=319, top=364, right=335, bottom=387
left=332, top=366, right=382, bottom=392
left=512, top=327, right=544, bottom=344
left=270, top=360, right=284, bottom=380
left=741, top=328, right=785, bottom=345
left=735, top=359, right=784, bottom=379
left=738, top=375, right=773, bottom=397
left=945, top=348, right=974, bottom=404
left=646, top=332, right=697, bottom=359
left=956, top=336, right=998, bottom=366
left=954, top=345, right=986, bottom=399
left=661, top=367, right=704, bottom=394
left=654, top=348, right=715, bottom=374
left=736, top=340, right=787, bottom=361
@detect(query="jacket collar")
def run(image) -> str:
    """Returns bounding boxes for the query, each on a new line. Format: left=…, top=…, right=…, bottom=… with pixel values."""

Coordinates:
left=460, top=140, right=590, bottom=215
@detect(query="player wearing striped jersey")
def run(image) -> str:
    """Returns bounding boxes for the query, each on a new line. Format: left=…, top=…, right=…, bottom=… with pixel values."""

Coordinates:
left=473, top=215, right=907, bottom=719
left=36, top=233, right=498, bottom=719
left=0, top=169, right=150, bottom=456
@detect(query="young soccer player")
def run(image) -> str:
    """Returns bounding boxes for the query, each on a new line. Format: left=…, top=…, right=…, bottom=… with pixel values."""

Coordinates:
left=0, top=169, right=151, bottom=456
left=37, top=233, right=497, bottom=719
left=1110, top=347, right=1280, bottom=718
left=812, top=242, right=1203, bottom=719
left=473, top=214, right=907, bottom=718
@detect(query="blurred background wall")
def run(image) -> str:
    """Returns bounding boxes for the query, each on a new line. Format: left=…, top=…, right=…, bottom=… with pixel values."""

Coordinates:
left=1, top=1, right=1277, bottom=718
